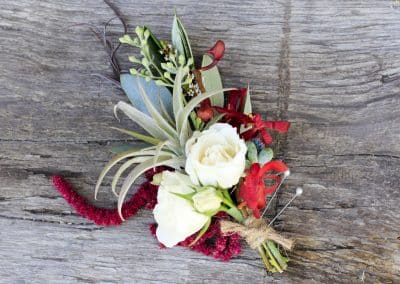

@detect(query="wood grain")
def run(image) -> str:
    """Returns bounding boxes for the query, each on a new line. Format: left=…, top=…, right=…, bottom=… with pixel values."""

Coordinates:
left=1, top=0, right=400, bottom=283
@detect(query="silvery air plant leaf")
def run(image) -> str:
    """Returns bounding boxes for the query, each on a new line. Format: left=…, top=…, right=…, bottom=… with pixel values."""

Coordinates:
left=120, top=73, right=173, bottom=118
left=201, top=54, right=224, bottom=107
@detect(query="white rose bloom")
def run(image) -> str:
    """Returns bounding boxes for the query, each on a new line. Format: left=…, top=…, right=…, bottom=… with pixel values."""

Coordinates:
left=185, top=123, right=247, bottom=188
left=153, top=171, right=209, bottom=248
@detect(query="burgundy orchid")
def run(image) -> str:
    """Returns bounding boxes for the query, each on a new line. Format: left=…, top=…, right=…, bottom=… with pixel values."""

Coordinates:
left=241, top=114, right=290, bottom=145
left=214, top=89, right=290, bottom=144
left=197, top=98, right=214, bottom=121
left=238, top=161, right=289, bottom=218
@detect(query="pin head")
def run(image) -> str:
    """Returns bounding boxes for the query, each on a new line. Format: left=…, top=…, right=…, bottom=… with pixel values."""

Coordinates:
left=296, top=187, right=303, bottom=196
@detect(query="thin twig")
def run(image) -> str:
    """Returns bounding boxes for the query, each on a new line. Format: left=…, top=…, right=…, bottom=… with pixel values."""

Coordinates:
left=91, top=73, right=122, bottom=88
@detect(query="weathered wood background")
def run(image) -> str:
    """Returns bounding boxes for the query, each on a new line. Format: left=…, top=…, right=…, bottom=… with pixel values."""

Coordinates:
left=1, top=0, right=399, bottom=283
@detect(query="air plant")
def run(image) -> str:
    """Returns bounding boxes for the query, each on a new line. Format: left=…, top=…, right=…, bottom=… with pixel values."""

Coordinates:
left=95, top=66, right=231, bottom=220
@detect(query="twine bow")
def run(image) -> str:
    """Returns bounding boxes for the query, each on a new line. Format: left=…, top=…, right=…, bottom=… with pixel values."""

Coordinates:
left=220, top=216, right=294, bottom=250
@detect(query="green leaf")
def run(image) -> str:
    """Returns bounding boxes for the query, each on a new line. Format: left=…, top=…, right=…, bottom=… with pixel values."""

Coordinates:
left=111, top=156, right=154, bottom=197
left=258, top=148, right=274, bottom=165
left=153, top=140, right=168, bottom=166
left=266, top=240, right=288, bottom=270
left=143, top=26, right=164, bottom=70
left=190, top=218, right=211, bottom=246
left=94, top=147, right=157, bottom=199
left=120, top=73, right=173, bottom=118
left=243, top=85, right=252, bottom=114
left=171, top=14, right=194, bottom=64
left=110, top=144, right=137, bottom=154
left=246, top=141, right=258, bottom=163
left=171, top=191, right=196, bottom=201
left=172, top=68, right=185, bottom=131
left=225, top=206, right=245, bottom=223
left=201, top=54, right=224, bottom=107
left=111, top=127, right=161, bottom=146
left=117, top=156, right=184, bottom=220
left=262, top=242, right=283, bottom=273
left=177, top=87, right=235, bottom=146
left=137, top=80, right=178, bottom=140
left=114, top=101, right=175, bottom=142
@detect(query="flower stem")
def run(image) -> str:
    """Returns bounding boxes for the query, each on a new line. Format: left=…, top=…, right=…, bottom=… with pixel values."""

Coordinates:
left=262, top=242, right=283, bottom=273
left=257, top=245, right=275, bottom=272
left=225, top=206, right=244, bottom=223
left=266, top=240, right=288, bottom=270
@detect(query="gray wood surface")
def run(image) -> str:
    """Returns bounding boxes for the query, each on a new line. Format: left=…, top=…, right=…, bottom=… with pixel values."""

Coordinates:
left=1, top=0, right=400, bottom=283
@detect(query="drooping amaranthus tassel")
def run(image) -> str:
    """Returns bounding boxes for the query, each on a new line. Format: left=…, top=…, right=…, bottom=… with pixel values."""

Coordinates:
left=52, top=170, right=242, bottom=261
left=52, top=176, right=155, bottom=225
left=51, top=168, right=162, bottom=226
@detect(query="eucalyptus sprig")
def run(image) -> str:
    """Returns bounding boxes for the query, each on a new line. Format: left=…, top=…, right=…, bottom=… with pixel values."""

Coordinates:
left=119, top=14, right=196, bottom=90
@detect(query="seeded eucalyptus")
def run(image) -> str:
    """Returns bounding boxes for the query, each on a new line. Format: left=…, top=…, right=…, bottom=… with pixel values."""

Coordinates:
left=119, top=15, right=199, bottom=97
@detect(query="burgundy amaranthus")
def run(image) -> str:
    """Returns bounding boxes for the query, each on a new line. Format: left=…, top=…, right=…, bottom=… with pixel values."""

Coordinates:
left=52, top=170, right=242, bottom=261
left=150, top=213, right=241, bottom=261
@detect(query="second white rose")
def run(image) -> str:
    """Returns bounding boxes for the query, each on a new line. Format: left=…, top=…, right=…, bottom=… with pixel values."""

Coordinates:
left=185, top=123, right=247, bottom=188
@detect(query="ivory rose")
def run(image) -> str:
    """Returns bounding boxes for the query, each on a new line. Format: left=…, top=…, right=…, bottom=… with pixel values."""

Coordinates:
left=153, top=171, right=209, bottom=247
left=185, top=123, right=247, bottom=188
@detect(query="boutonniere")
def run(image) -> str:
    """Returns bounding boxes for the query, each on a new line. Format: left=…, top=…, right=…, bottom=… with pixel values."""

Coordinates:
left=53, top=3, right=303, bottom=273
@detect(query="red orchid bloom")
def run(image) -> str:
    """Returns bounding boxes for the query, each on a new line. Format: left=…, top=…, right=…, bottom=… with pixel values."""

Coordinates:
left=214, top=89, right=290, bottom=144
left=197, top=98, right=214, bottom=121
left=213, top=88, right=250, bottom=127
left=241, top=114, right=290, bottom=145
left=238, top=160, right=289, bottom=218
left=199, top=40, right=225, bottom=71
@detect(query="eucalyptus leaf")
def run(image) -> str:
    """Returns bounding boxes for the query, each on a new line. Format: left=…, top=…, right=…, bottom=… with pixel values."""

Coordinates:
left=171, top=14, right=194, bottom=64
left=258, top=148, right=274, bottom=165
left=120, top=73, right=173, bottom=117
left=201, top=54, right=224, bottom=107
left=246, top=141, right=258, bottom=163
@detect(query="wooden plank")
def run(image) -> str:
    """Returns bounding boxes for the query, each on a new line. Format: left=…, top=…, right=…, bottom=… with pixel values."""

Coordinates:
left=1, top=0, right=399, bottom=283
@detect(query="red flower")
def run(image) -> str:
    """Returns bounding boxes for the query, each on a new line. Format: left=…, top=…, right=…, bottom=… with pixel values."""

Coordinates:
left=199, top=40, right=225, bottom=71
left=214, top=88, right=251, bottom=128
left=197, top=98, right=214, bottom=121
left=215, top=90, right=290, bottom=145
left=238, top=161, right=289, bottom=218
left=241, top=114, right=290, bottom=145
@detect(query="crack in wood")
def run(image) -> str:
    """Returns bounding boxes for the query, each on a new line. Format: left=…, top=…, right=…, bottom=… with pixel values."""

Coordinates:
left=272, top=0, right=292, bottom=219
left=296, top=245, right=355, bottom=252
left=23, top=208, right=80, bottom=216
left=332, top=153, right=400, bottom=159
left=0, top=214, right=94, bottom=226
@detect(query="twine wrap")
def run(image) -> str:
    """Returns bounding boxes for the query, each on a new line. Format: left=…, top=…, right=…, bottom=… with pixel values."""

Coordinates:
left=220, top=216, right=295, bottom=250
